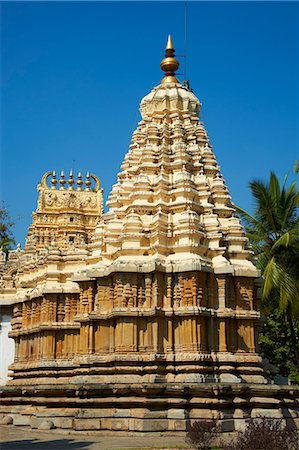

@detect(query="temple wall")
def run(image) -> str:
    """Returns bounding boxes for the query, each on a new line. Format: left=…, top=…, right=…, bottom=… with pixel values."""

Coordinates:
left=8, top=271, right=259, bottom=375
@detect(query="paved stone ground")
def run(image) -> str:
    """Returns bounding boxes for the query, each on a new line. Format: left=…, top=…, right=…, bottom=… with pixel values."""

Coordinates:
left=0, top=426, right=191, bottom=450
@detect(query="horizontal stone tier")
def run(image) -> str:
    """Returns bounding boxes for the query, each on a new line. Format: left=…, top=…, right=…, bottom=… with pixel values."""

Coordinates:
left=9, top=322, right=80, bottom=337
left=79, top=307, right=260, bottom=319
left=1, top=382, right=298, bottom=432
left=3, top=381, right=297, bottom=400
left=8, top=351, right=267, bottom=387
left=9, top=350, right=264, bottom=365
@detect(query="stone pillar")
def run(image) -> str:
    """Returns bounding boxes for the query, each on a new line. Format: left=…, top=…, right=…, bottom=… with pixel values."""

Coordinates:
left=192, top=317, right=198, bottom=351
left=89, top=322, right=94, bottom=354
left=152, top=319, right=159, bottom=352
left=87, top=286, right=94, bottom=313
left=216, top=276, right=226, bottom=309
left=56, top=331, right=63, bottom=358
left=44, top=331, right=55, bottom=359
left=165, top=274, right=172, bottom=308
left=218, top=319, right=227, bottom=352
left=209, top=317, right=215, bottom=352
left=80, top=324, right=89, bottom=354
left=249, top=321, right=255, bottom=353
left=167, top=318, right=174, bottom=352
left=145, top=274, right=152, bottom=308
left=109, top=320, right=115, bottom=352
left=65, top=296, right=71, bottom=322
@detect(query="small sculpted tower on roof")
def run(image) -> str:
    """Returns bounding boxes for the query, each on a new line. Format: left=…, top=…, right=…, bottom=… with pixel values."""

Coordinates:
left=26, top=170, right=103, bottom=253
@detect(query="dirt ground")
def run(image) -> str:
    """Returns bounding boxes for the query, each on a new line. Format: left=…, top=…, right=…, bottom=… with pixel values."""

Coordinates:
left=0, top=425, right=191, bottom=450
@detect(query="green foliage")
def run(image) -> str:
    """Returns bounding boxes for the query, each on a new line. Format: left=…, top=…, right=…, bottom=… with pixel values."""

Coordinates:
left=258, top=310, right=299, bottom=383
left=0, top=203, right=15, bottom=254
left=236, top=172, right=299, bottom=317
left=236, top=168, right=299, bottom=378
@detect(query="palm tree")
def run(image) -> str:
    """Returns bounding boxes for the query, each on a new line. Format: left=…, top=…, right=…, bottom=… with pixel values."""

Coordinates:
left=236, top=172, right=299, bottom=369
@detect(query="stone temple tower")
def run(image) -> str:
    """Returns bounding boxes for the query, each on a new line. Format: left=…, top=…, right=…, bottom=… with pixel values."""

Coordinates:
left=1, top=37, right=298, bottom=432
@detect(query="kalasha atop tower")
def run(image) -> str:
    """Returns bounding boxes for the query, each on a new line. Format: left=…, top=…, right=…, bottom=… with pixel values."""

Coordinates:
left=1, top=37, right=298, bottom=433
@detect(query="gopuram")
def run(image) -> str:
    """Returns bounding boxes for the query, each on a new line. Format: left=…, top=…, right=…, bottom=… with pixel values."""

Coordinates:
left=0, top=37, right=298, bottom=433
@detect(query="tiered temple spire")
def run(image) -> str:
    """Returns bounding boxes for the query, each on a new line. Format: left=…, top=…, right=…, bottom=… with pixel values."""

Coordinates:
left=87, top=37, right=255, bottom=278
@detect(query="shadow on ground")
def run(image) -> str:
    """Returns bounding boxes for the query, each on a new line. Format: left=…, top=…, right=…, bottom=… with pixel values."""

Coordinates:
left=0, top=439, right=93, bottom=450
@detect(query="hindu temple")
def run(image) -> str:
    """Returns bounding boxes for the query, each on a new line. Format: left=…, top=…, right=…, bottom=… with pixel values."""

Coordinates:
left=0, top=36, right=298, bottom=433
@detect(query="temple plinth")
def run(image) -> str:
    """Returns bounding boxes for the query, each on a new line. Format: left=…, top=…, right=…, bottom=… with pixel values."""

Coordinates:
left=0, top=37, right=298, bottom=433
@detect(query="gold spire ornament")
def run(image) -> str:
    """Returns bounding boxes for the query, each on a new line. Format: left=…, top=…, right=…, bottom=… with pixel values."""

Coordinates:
left=160, top=35, right=179, bottom=84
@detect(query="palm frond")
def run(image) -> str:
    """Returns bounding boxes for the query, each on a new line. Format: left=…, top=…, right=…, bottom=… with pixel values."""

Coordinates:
left=240, top=170, right=298, bottom=319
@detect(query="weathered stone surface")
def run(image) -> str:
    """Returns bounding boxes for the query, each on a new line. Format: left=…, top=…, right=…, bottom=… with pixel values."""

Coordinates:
left=251, top=408, right=283, bottom=419
left=13, top=415, right=30, bottom=426
left=53, top=417, right=74, bottom=429
left=220, top=374, right=241, bottom=383
left=168, top=419, right=187, bottom=431
left=1, top=415, right=13, bottom=425
left=76, top=408, right=113, bottom=419
left=38, top=420, right=55, bottom=430
left=113, top=409, right=132, bottom=418
left=142, top=419, right=169, bottom=432
left=74, top=419, right=101, bottom=431
left=30, top=417, right=43, bottom=429
left=167, top=409, right=186, bottom=419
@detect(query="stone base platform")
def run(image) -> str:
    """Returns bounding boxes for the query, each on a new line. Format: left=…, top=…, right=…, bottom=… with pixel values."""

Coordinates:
left=1, top=382, right=298, bottom=433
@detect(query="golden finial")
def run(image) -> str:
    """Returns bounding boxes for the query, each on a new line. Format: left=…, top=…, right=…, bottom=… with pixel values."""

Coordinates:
left=76, top=172, right=83, bottom=191
left=160, top=35, right=179, bottom=84
left=59, top=170, right=66, bottom=190
left=85, top=172, right=91, bottom=191
left=166, top=34, right=174, bottom=50
left=51, top=171, right=57, bottom=190
left=68, top=169, right=74, bottom=190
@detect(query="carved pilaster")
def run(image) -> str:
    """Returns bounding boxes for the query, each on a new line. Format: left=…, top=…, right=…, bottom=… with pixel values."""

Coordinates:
left=65, top=296, right=71, bottom=321
left=218, top=319, right=227, bottom=352
left=80, top=283, right=94, bottom=315
left=44, top=331, right=55, bottom=359
left=145, top=274, right=152, bottom=307
left=89, top=322, right=94, bottom=354
left=216, top=276, right=226, bottom=309
left=109, top=320, right=115, bottom=352
left=57, top=296, right=65, bottom=322
left=165, top=274, right=172, bottom=308
left=79, top=324, right=89, bottom=354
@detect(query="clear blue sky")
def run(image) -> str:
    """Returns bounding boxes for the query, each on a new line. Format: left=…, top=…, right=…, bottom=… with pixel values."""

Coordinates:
left=2, top=1, right=299, bottom=246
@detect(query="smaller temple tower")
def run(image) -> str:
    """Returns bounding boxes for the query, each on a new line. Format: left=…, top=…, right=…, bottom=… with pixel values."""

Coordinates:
left=0, top=169, right=103, bottom=385
left=25, top=170, right=103, bottom=253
